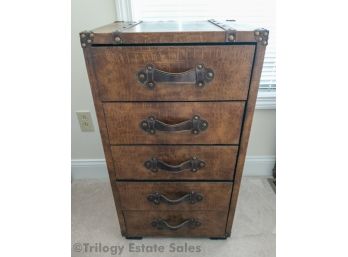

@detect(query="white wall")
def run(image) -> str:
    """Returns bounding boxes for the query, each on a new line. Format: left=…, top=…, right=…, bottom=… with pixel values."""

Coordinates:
left=71, top=0, right=276, bottom=177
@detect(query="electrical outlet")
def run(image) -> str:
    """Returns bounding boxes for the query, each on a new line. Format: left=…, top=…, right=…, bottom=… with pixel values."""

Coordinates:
left=76, top=111, right=95, bottom=132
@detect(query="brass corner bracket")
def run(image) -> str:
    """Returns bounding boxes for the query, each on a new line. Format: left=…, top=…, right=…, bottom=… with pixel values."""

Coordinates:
left=80, top=31, right=94, bottom=48
left=254, top=29, right=269, bottom=46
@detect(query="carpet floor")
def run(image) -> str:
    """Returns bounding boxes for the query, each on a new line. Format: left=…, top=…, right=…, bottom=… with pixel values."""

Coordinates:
left=72, top=177, right=275, bottom=257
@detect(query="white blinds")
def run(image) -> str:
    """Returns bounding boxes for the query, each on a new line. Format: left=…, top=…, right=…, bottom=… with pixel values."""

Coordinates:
left=129, top=0, right=276, bottom=92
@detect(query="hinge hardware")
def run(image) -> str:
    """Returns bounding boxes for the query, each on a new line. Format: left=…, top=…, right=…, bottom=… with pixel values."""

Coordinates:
left=111, top=21, right=143, bottom=44
left=208, top=19, right=237, bottom=42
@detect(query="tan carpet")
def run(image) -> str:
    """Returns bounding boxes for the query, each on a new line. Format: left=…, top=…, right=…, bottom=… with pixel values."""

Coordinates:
left=72, top=177, right=275, bottom=257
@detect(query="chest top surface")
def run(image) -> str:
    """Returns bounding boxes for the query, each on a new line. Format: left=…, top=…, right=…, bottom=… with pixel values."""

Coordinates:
left=80, top=20, right=269, bottom=46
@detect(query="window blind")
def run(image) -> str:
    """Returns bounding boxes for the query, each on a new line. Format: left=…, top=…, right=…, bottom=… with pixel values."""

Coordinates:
left=129, top=0, right=276, bottom=92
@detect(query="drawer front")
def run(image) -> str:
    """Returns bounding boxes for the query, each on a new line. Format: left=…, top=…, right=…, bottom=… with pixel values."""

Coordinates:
left=90, top=45, right=254, bottom=101
left=124, top=211, right=228, bottom=237
left=104, top=102, right=244, bottom=145
left=111, top=145, right=238, bottom=180
left=115, top=182, right=232, bottom=211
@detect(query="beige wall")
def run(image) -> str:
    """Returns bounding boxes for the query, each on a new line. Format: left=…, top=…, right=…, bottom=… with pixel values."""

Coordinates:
left=247, top=109, right=276, bottom=156
left=71, top=0, right=276, bottom=160
left=72, top=0, right=116, bottom=159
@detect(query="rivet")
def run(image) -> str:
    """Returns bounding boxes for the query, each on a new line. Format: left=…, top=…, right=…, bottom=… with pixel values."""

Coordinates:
left=138, top=73, right=145, bottom=80
left=207, top=72, right=213, bottom=78
left=263, top=31, right=268, bottom=36
left=148, top=82, right=154, bottom=87
left=197, top=82, right=203, bottom=87
left=114, top=36, right=121, bottom=42
left=142, top=122, right=148, bottom=127
left=90, top=33, right=94, bottom=37
left=150, top=129, right=155, bottom=134
left=228, top=34, right=235, bottom=41
left=255, top=31, right=260, bottom=36
left=193, top=156, right=197, bottom=160
left=194, top=116, right=199, bottom=120
left=149, top=116, right=154, bottom=121
left=193, top=130, right=198, bottom=134
left=87, top=39, right=92, bottom=43
left=81, top=43, right=86, bottom=47
left=202, top=122, right=207, bottom=127
left=263, top=41, right=267, bottom=45
left=81, top=34, right=86, bottom=38
left=258, top=37, right=263, bottom=41
left=197, top=64, right=203, bottom=69
left=200, top=162, right=205, bottom=167
left=192, top=169, right=197, bottom=172
left=147, top=66, right=153, bottom=70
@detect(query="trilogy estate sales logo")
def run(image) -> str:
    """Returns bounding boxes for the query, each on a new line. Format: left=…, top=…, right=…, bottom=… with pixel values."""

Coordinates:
left=72, top=242, right=202, bottom=255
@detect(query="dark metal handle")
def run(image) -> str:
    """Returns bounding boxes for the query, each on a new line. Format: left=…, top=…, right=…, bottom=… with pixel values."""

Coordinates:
left=137, top=64, right=214, bottom=89
left=144, top=157, right=205, bottom=173
left=147, top=191, right=203, bottom=205
left=151, top=218, right=201, bottom=231
left=140, top=115, right=208, bottom=135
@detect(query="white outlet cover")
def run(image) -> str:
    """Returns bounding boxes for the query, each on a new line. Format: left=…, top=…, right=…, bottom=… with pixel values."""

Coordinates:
left=76, top=111, right=95, bottom=132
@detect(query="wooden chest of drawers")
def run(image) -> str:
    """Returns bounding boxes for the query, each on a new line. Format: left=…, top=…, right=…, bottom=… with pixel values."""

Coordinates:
left=80, top=20, right=268, bottom=239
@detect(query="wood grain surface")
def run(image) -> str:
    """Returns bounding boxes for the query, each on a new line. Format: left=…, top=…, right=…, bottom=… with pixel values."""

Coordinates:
left=103, top=101, right=245, bottom=145
left=115, top=182, right=232, bottom=211
left=123, top=210, right=228, bottom=237
left=90, top=45, right=254, bottom=101
left=111, top=145, right=238, bottom=180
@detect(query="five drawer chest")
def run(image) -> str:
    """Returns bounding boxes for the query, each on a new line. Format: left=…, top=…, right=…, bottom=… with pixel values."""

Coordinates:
left=80, top=20, right=268, bottom=239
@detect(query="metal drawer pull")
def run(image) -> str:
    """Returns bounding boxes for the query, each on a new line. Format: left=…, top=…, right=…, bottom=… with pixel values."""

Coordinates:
left=140, top=115, right=208, bottom=135
left=144, top=157, right=205, bottom=173
left=137, top=64, right=214, bottom=89
left=151, top=218, right=201, bottom=231
left=147, top=192, right=203, bottom=205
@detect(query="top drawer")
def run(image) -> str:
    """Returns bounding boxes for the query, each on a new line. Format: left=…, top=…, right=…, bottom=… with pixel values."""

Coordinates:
left=89, top=45, right=255, bottom=101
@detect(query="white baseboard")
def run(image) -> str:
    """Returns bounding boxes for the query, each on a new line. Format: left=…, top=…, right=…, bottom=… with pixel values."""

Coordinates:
left=71, top=155, right=275, bottom=180
left=243, top=155, right=276, bottom=176
left=71, top=159, right=109, bottom=180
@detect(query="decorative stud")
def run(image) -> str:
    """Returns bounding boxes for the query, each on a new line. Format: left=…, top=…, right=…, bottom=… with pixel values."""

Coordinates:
left=114, top=36, right=121, bottom=42
left=80, top=30, right=94, bottom=48
left=254, top=28, right=269, bottom=46
left=197, top=64, right=203, bottom=69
